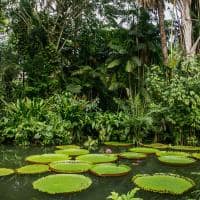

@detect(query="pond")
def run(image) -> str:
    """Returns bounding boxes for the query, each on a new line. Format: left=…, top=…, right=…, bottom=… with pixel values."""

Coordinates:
left=0, top=145, right=199, bottom=200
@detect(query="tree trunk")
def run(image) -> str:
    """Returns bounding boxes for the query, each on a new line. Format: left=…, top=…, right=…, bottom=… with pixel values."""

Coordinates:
left=157, top=0, right=168, bottom=65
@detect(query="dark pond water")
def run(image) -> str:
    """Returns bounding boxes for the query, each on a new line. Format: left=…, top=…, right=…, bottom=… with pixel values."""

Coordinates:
left=0, top=145, right=200, bottom=200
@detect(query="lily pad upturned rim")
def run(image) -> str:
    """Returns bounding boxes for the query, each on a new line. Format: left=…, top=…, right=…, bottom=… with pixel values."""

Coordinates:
left=0, top=168, right=15, bottom=177
left=156, top=151, right=190, bottom=157
left=104, top=141, right=133, bottom=147
left=170, top=145, right=200, bottom=151
left=55, top=148, right=89, bottom=156
left=119, top=152, right=147, bottom=160
left=132, top=173, right=195, bottom=195
left=76, top=154, right=118, bottom=164
left=55, top=145, right=81, bottom=150
left=158, top=156, right=196, bottom=166
left=33, top=174, right=92, bottom=194
left=142, top=143, right=169, bottom=149
left=90, top=163, right=131, bottom=177
left=49, top=160, right=92, bottom=173
left=16, top=164, right=49, bottom=174
left=129, top=147, right=159, bottom=154
left=25, top=154, right=70, bottom=164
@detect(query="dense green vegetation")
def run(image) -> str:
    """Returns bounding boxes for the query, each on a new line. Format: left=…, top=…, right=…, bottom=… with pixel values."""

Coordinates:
left=0, top=0, right=200, bottom=147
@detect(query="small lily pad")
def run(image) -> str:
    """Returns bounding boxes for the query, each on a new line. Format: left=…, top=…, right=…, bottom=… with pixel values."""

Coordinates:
left=158, top=156, right=196, bottom=166
left=156, top=151, right=190, bottom=157
left=142, top=143, right=169, bottom=149
left=104, top=141, right=132, bottom=147
left=90, top=163, right=131, bottom=177
left=16, top=164, right=49, bottom=174
left=132, top=173, right=195, bottom=195
left=129, top=147, right=159, bottom=154
left=119, top=152, right=147, bottom=160
left=0, top=168, right=14, bottom=176
left=56, top=145, right=81, bottom=150
left=170, top=146, right=200, bottom=151
left=25, top=154, right=70, bottom=164
left=76, top=154, right=118, bottom=164
left=55, top=148, right=89, bottom=156
left=33, top=174, right=92, bottom=194
left=49, top=161, right=92, bottom=173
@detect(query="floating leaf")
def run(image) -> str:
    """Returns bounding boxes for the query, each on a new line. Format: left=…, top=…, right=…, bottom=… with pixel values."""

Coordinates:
left=170, top=146, right=200, bottom=151
left=129, top=147, right=159, bottom=154
left=49, top=161, right=92, bottom=173
left=104, top=141, right=132, bottom=147
left=132, top=173, right=195, bottom=195
left=76, top=154, right=118, bottom=164
left=55, top=148, right=89, bottom=156
left=156, top=151, right=190, bottom=157
left=0, top=168, right=14, bottom=176
left=33, top=174, right=92, bottom=194
left=25, top=154, right=69, bottom=164
left=16, top=164, right=49, bottom=174
left=142, top=143, right=169, bottom=149
left=90, top=163, right=131, bottom=177
left=119, top=152, right=147, bottom=160
left=158, top=156, right=196, bottom=166
left=192, top=153, right=200, bottom=159
left=56, top=145, right=81, bottom=150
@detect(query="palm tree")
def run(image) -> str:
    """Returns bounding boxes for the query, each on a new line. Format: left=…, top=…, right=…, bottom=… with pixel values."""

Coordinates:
left=138, top=0, right=168, bottom=65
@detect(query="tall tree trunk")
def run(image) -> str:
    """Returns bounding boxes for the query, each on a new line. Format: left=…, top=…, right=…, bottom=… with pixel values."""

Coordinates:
left=157, top=0, right=168, bottom=65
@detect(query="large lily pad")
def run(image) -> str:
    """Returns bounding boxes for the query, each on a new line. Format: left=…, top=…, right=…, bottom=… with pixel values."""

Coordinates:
left=170, top=146, right=200, bottom=151
left=0, top=168, right=14, bottom=176
left=158, top=156, right=196, bottom=166
left=104, top=141, right=132, bottom=147
left=192, top=153, right=200, bottom=159
left=55, top=148, right=89, bottom=156
left=90, top=163, right=131, bottom=177
left=56, top=145, right=81, bottom=150
left=142, top=143, right=169, bottom=149
left=76, top=154, right=118, bottom=164
left=119, top=152, right=147, bottom=160
left=129, top=147, right=159, bottom=154
left=49, top=161, right=92, bottom=173
left=16, top=164, right=49, bottom=174
left=25, top=154, right=70, bottom=164
left=156, top=151, right=190, bottom=157
left=33, top=174, right=92, bottom=194
left=132, top=173, right=195, bottom=195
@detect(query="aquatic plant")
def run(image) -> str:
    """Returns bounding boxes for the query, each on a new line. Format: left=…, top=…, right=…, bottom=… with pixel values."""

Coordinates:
left=158, top=156, right=196, bottom=166
left=129, top=147, right=159, bottom=154
left=16, top=164, right=49, bottom=174
left=49, top=160, right=92, bottom=173
left=107, top=187, right=143, bottom=200
left=156, top=151, right=190, bottom=157
left=55, top=148, right=89, bottom=156
left=90, top=163, right=131, bottom=177
left=132, top=173, right=195, bottom=195
left=142, top=143, right=169, bottom=149
left=76, top=154, right=118, bottom=164
left=104, top=142, right=133, bottom=147
left=192, top=153, right=200, bottom=160
left=25, top=154, right=69, bottom=164
left=119, top=152, right=147, bottom=160
left=0, top=168, right=14, bottom=176
left=56, top=145, right=81, bottom=150
left=170, top=146, right=200, bottom=151
left=33, top=174, right=92, bottom=194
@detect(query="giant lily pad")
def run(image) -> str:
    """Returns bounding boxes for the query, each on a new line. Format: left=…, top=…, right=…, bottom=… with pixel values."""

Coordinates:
left=132, top=173, right=195, bottom=195
left=170, top=146, right=200, bottom=151
left=104, top=141, right=132, bottom=147
left=25, top=154, right=69, bottom=164
left=56, top=145, right=81, bottom=150
left=76, top=154, right=118, bottom=164
left=55, top=148, right=89, bottom=156
left=129, top=147, right=159, bottom=154
left=158, top=156, right=196, bottom=166
left=49, top=161, right=92, bottom=173
left=142, top=143, right=169, bottom=149
left=90, top=163, right=131, bottom=177
left=156, top=151, right=190, bottom=157
left=192, top=153, right=200, bottom=159
left=0, top=168, right=14, bottom=176
left=33, top=174, right=92, bottom=194
left=16, top=164, right=49, bottom=174
left=119, top=152, right=147, bottom=160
